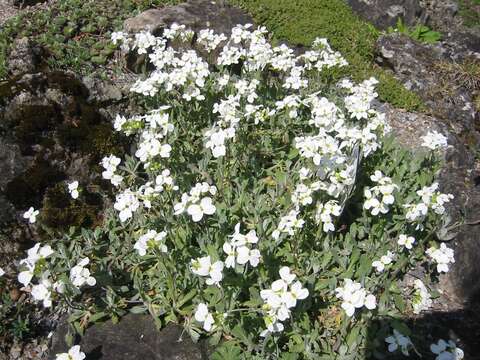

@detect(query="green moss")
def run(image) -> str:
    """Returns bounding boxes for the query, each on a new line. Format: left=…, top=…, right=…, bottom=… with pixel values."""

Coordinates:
left=230, top=0, right=424, bottom=111
left=459, top=0, right=480, bottom=28
left=41, top=182, right=103, bottom=230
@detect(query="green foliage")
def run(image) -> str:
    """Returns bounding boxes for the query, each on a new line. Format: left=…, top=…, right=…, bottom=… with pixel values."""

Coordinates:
left=0, top=0, right=180, bottom=78
left=459, top=0, right=480, bottom=28
left=387, top=18, right=442, bottom=44
left=229, top=0, right=424, bottom=111
left=0, top=284, right=32, bottom=342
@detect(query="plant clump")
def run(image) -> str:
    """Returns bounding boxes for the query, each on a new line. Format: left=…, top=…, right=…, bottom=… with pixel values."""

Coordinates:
left=11, top=24, right=460, bottom=358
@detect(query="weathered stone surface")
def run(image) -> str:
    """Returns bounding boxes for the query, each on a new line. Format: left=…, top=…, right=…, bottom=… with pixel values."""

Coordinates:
left=6, top=37, right=43, bottom=76
left=347, top=0, right=426, bottom=29
left=49, top=315, right=206, bottom=360
left=376, top=33, right=479, bottom=144
left=124, top=0, right=252, bottom=36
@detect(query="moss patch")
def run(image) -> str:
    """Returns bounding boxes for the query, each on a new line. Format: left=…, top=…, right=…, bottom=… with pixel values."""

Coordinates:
left=40, top=182, right=103, bottom=230
left=459, top=0, right=480, bottom=28
left=230, top=0, right=424, bottom=111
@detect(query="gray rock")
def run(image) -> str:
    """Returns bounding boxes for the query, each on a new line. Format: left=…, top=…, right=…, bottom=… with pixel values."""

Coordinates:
left=124, top=0, right=252, bottom=36
left=347, top=0, right=426, bottom=29
left=6, top=37, right=43, bottom=76
left=375, top=33, right=479, bottom=144
left=49, top=314, right=206, bottom=360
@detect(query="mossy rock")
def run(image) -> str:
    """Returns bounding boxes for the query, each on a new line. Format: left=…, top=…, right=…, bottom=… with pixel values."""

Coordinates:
left=41, top=182, right=103, bottom=230
left=4, top=159, right=65, bottom=209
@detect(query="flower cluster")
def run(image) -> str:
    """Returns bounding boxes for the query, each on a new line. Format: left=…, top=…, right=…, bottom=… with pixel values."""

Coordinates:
left=194, top=303, right=216, bottom=332
left=422, top=130, right=448, bottom=151
left=405, top=183, right=454, bottom=223
left=315, top=200, right=341, bottom=232
left=372, top=251, right=395, bottom=273
left=335, top=279, right=376, bottom=317
left=114, top=189, right=141, bottom=222
left=67, top=181, right=80, bottom=199
left=272, top=210, right=305, bottom=240
left=190, top=256, right=224, bottom=286
left=174, top=182, right=217, bottom=222
left=430, top=339, right=464, bottom=360
left=223, top=223, right=261, bottom=268
left=101, top=155, right=123, bottom=187
left=17, top=244, right=63, bottom=307
left=70, top=258, right=96, bottom=288
left=412, top=279, right=432, bottom=314
left=398, top=234, right=416, bottom=250
left=134, top=229, right=168, bottom=256
left=426, top=243, right=455, bottom=273
left=260, top=267, right=309, bottom=336
left=55, top=345, right=86, bottom=360
left=23, top=207, right=39, bottom=224
left=385, top=329, right=413, bottom=356
left=363, top=170, right=397, bottom=216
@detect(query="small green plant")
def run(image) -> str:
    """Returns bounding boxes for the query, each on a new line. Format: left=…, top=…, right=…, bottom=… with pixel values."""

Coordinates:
left=459, top=0, right=480, bottom=28
left=387, top=18, right=442, bottom=44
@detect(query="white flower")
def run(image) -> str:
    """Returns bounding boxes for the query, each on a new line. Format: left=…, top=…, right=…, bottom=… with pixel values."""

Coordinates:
left=187, top=197, right=216, bottom=222
left=114, top=189, right=141, bottom=222
left=431, top=339, right=464, bottom=360
left=18, top=244, right=54, bottom=287
left=315, top=200, right=341, bottom=232
left=101, top=155, right=123, bottom=187
left=426, top=243, right=455, bottom=273
left=335, top=279, right=376, bottom=317
left=372, top=251, right=394, bottom=273
left=422, top=131, right=448, bottom=150
left=260, top=267, right=308, bottom=336
left=55, top=345, right=86, bottom=360
left=0, top=267, right=4, bottom=277
left=190, top=256, right=223, bottom=285
left=31, top=274, right=54, bottom=308
left=134, top=229, right=168, bottom=256
left=70, top=258, right=96, bottom=288
left=412, top=279, right=432, bottom=314
left=223, top=224, right=261, bottom=268
left=363, top=171, right=397, bottom=216
left=67, top=181, right=79, bottom=199
left=398, top=234, right=416, bottom=250
left=23, top=207, right=39, bottom=223
left=194, top=303, right=215, bottom=332
left=385, top=329, right=412, bottom=355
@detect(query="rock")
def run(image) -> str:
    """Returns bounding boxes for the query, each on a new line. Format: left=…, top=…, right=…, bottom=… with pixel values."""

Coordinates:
left=124, top=0, right=252, bottom=36
left=347, top=0, right=426, bottom=29
left=380, top=102, right=480, bottom=304
left=11, top=0, right=47, bottom=7
left=82, top=76, right=124, bottom=105
left=375, top=33, right=479, bottom=144
left=49, top=314, right=206, bottom=360
left=6, top=37, right=43, bottom=76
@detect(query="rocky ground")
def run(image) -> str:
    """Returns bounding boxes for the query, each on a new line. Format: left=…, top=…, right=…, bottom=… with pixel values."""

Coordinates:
left=0, top=0, right=479, bottom=359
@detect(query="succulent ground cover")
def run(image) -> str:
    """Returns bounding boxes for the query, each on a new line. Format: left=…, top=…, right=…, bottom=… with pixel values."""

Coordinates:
left=5, top=23, right=464, bottom=359
left=0, top=0, right=180, bottom=78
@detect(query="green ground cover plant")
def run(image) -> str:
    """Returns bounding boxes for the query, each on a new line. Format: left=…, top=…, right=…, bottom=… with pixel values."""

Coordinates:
left=459, top=0, right=480, bottom=28
left=10, top=24, right=462, bottom=359
left=387, top=19, right=442, bottom=44
left=229, top=0, right=424, bottom=112
left=0, top=0, right=179, bottom=78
